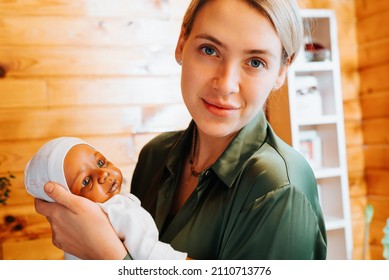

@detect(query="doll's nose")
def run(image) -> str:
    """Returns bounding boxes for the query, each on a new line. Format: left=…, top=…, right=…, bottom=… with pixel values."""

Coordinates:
left=98, top=170, right=110, bottom=184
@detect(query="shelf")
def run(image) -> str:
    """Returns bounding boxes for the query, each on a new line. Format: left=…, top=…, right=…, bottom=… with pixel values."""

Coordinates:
left=325, top=216, right=346, bottom=231
left=297, top=115, right=338, bottom=126
left=293, top=61, right=335, bottom=72
left=266, top=9, right=353, bottom=259
left=314, top=167, right=342, bottom=179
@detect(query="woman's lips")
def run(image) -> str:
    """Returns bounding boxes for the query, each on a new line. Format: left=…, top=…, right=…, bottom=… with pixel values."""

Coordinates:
left=202, top=99, right=239, bottom=117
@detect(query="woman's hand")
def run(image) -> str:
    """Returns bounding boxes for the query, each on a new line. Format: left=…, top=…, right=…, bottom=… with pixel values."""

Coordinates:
left=34, top=182, right=127, bottom=260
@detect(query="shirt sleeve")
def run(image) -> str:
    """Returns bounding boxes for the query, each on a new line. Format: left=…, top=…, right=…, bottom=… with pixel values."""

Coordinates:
left=219, top=185, right=326, bottom=260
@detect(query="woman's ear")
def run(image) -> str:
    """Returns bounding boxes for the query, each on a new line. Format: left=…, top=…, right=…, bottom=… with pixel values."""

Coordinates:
left=175, top=28, right=186, bottom=65
left=273, top=59, right=291, bottom=90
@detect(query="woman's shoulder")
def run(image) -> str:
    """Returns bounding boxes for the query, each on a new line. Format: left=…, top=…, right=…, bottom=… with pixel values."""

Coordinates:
left=141, top=130, right=184, bottom=154
left=237, top=136, right=317, bottom=205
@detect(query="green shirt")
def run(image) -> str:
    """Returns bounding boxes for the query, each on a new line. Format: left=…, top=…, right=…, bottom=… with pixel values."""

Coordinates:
left=131, top=111, right=327, bottom=259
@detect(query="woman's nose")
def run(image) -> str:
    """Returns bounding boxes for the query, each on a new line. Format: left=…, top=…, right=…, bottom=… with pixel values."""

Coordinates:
left=98, top=170, right=110, bottom=184
left=212, top=62, right=240, bottom=94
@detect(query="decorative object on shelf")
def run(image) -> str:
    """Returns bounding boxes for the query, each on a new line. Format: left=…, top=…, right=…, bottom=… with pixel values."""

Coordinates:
left=382, top=218, right=389, bottom=260
left=295, top=75, right=322, bottom=118
left=298, top=130, right=322, bottom=169
left=304, top=41, right=331, bottom=62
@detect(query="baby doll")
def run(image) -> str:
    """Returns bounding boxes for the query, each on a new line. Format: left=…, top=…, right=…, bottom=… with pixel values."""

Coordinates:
left=24, top=137, right=186, bottom=260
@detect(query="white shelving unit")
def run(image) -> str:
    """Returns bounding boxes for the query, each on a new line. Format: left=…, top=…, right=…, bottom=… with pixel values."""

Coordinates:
left=267, top=9, right=353, bottom=259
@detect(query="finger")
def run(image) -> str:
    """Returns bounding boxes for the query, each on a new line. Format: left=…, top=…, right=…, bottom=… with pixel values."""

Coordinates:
left=43, top=182, right=79, bottom=210
left=34, top=197, right=53, bottom=216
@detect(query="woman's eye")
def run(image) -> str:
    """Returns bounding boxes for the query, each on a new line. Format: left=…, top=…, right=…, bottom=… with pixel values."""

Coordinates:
left=97, top=159, right=105, bottom=167
left=82, top=177, right=91, bottom=187
left=201, top=46, right=217, bottom=56
left=248, top=59, right=265, bottom=69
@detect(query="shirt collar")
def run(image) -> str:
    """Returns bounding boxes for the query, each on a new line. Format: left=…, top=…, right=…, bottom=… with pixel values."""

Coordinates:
left=165, top=110, right=268, bottom=188
left=213, top=110, right=268, bottom=187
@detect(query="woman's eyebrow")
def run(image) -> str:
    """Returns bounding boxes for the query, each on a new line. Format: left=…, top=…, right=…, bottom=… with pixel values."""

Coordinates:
left=244, top=49, right=277, bottom=61
left=195, top=33, right=226, bottom=49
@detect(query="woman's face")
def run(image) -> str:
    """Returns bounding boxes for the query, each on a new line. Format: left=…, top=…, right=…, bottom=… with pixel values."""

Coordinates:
left=176, top=0, right=288, bottom=138
left=64, top=144, right=122, bottom=203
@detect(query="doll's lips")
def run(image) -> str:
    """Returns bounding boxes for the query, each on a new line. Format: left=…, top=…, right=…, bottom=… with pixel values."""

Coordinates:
left=108, top=180, right=119, bottom=193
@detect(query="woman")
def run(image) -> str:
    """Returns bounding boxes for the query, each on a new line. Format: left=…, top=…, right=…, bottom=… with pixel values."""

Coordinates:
left=35, top=0, right=327, bottom=260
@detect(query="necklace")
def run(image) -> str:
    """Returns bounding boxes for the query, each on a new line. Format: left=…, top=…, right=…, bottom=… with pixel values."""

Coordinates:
left=189, top=125, right=202, bottom=177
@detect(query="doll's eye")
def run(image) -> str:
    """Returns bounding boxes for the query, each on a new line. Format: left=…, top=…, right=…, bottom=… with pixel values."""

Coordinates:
left=82, top=177, right=91, bottom=187
left=97, top=159, right=105, bottom=167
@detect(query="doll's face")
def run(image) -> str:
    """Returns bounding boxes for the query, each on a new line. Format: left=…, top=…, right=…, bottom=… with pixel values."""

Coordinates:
left=64, top=144, right=122, bottom=203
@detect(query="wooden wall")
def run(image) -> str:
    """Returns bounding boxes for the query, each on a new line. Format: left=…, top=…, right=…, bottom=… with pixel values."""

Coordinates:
left=356, top=0, right=389, bottom=260
left=0, top=0, right=192, bottom=259
left=0, top=0, right=383, bottom=260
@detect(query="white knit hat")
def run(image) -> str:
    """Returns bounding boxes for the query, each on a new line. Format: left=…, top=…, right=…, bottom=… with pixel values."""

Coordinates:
left=24, top=137, right=88, bottom=202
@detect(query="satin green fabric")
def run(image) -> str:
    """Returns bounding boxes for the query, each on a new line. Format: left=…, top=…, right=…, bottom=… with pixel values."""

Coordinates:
left=131, top=111, right=327, bottom=259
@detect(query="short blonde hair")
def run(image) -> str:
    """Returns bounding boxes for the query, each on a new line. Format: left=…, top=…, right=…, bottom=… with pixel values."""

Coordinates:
left=181, top=0, right=303, bottom=64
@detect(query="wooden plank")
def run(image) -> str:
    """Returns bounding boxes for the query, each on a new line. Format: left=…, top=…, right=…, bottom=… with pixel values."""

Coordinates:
left=0, top=46, right=179, bottom=77
left=369, top=220, right=386, bottom=248
left=133, top=132, right=162, bottom=158
left=366, top=170, right=389, bottom=196
left=361, top=91, right=389, bottom=119
left=0, top=171, right=33, bottom=206
left=370, top=246, right=385, bottom=260
left=2, top=237, right=63, bottom=260
left=356, top=0, right=389, bottom=19
left=359, top=39, right=389, bottom=70
left=343, top=100, right=362, bottom=121
left=350, top=195, right=366, bottom=259
left=360, top=64, right=389, bottom=95
left=348, top=170, right=367, bottom=197
left=346, top=145, right=365, bottom=173
left=368, top=196, right=389, bottom=222
left=136, top=104, right=191, bottom=133
left=299, top=0, right=357, bottom=22
left=363, top=119, right=389, bottom=145
left=0, top=136, right=136, bottom=173
left=340, top=70, right=360, bottom=101
left=0, top=80, right=47, bottom=108
left=350, top=195, right=367, bottom=226
left=364, top=144, right=389, bottom=170
left=0, top=204, right=53, bottom=242
left=344, top=120, right=363, bottom=146
left=338, top=43, right=358, bottom=73
left=0, top=17, right=179, bottom=47
left=357, top=11, right=389, bottom=43
left=0, top=107, right=141, bottom=141
left=0, top=0, right=169, bottom=18
left=351, top=220, right=365, bottom=249
left=48, top=77, right=182, bottom=106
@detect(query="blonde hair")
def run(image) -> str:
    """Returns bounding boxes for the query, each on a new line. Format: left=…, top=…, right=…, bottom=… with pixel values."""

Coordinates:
left=181, top=0, right=303, bottom=64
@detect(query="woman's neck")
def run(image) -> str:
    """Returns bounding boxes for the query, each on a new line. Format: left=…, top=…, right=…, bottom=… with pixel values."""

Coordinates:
left=191, top=126, right=237, bottom=172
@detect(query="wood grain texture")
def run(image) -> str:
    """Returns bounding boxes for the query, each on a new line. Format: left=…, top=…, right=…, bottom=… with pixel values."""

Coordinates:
left=0, top=0, right=169, bottom=18
left=0, top=0, right=384, bottom=260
